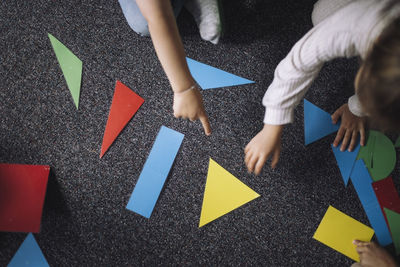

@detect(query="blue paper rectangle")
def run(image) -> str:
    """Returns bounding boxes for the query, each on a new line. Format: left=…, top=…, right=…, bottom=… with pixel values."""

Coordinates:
left=126, top=126, right=184, bottom=218
left=350, top=160, right=392, bottom=246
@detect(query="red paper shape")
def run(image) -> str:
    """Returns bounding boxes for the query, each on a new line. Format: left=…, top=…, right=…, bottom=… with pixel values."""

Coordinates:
left=0, top=164, right=50, bottom=233
left=373, top=176, right=400, bottom=228
left=100, top=80, right=144, bottom=158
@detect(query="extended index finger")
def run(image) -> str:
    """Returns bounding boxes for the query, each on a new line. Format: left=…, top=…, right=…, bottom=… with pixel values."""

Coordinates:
left=199, top=113, right=211, bottom=136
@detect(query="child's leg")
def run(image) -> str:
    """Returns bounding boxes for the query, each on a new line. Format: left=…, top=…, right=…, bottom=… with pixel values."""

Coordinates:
left=118, top=0, right=185, bottom=37
left=311, top=0, right=353, bottom=26
left=184, top=0, right=223, bottom=44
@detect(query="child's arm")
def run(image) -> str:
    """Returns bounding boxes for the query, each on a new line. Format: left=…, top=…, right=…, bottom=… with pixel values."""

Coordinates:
left=136, top=0, right=211, bottom=135
left=245, top=2, right=382, bottom=174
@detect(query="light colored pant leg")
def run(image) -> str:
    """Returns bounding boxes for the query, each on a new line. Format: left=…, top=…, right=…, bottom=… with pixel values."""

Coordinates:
left=118, top=0, right=185, bottom=37
left=311, top=0, right=354, bottom=26
left=351, top=263, right=362, bottom=267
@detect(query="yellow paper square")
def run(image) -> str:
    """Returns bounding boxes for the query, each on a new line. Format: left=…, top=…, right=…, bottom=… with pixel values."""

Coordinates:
left=313, top=206, right=374, bottom=262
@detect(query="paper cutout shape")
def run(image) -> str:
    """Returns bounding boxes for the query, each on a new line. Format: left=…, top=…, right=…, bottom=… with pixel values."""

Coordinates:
left=313, top=206, right=374, bottom=262
left=384, top=208, right=400, bottom=255
left=126, top=126, right=184, bottom=218
left=331, top=142, right=361, bottom=186
left=48, top=33, right=82, bottom=109
left=199, top=158, right=260, bottom=227
left=0, top=164, right=50, bottom=233
left=186, top=57, right=254, bottom=90
left=350, top=160, right=392, bottom=246
left=395, top=136, right=400, bottom=148
left=7, top=233, right=49, bottom=267
left=357, top=131, right=396, bottom=181
left=373, top=177, right=400, bottom=230
left=100, top=80, right=144, bottom=158
left=304, top=99, right=340, bottom=145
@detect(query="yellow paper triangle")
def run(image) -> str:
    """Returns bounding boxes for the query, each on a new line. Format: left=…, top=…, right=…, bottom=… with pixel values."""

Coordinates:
left=199, top=158, right=260, bottom=227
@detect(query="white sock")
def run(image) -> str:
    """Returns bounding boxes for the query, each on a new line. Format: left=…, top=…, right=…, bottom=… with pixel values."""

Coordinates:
left=184, top=0, right=222, bottom=44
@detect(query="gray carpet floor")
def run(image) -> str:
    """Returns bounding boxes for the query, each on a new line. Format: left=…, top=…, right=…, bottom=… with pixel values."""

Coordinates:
left=1, top=0, right=399, bottom=266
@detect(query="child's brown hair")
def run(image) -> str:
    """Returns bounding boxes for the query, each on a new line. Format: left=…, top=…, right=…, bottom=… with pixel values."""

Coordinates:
left=357, top=15, right=400, bottom=132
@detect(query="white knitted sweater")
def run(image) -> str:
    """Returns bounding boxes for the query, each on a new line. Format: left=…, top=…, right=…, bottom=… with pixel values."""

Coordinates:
left=263, top=0, right=400, bottom=125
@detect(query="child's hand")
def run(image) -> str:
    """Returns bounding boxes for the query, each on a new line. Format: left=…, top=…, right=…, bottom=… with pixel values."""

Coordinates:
left=332, top=103, right=365, bottom=152
left=244, top=124, right=283, bottom=175
left=353, top=240, right=398, bottom=267
left=173, top=86, right=211, bottom=136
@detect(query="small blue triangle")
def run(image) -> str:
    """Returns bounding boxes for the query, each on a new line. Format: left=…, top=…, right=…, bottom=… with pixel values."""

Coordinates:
left=186, top=57, right=254, bottom=90
left=331, top=142, right=361, bottom=186
left=8, top=233, right=49, bottom=267
left=304, top=99, right=340, bottom=145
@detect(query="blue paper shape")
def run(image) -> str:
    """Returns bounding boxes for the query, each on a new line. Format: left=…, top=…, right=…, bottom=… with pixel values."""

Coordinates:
left=186, top=57, right=254, bottom=90
left=304, top=99, right=340, bottom=145
left=126, top=126, right=184, bottom=218
left=331, top=142, right=361, bottom=186
left=350, top=160, right=393, bottom=246
left=8, top=233, right=49, bottom=267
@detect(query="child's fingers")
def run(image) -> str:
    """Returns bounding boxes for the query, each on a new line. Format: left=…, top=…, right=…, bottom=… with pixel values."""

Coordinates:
left=244, top=150, right=253, bottom=165
left=247, top=154, right=258, bottom=173
left=356, top=245, right=368, bottom=254
left=348, top=131, right=358, bottom=151
left=334, top=127, right=345, bottom=147
left=254, top=155, right=267, bottom=175
left=199, top=113, right=211, bottom=136
left=331, top=108, right=342, bottom=124
left=271, top=147, right=280, bottom=169
left=353, top=240, right=372, bottom=247
left=173, top=110, right=181, bottom=118
left=359, top=126, right=366, bottom=146
left=340, top=130, right=352, bottom=151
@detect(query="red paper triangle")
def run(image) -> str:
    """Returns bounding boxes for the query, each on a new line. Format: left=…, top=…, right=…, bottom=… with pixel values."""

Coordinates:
left=373, top=176, right=400, bottom=229
left=100, top=80, right=144, bottom=158
left=0, top=164, right=50, bottom=233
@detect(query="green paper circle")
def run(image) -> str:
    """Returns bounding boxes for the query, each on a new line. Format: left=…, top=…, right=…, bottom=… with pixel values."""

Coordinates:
left=357, top=130, right=396, bottom=181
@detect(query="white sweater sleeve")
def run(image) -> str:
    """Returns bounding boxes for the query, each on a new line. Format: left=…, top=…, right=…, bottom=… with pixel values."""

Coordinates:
left=262, top=6, right=359, bottom=125
left=348, top=94, right=367, bottom=117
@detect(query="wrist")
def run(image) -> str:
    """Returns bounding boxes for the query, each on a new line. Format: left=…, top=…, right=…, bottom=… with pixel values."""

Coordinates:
left=174, top=84, right=198, bottom=95
left=264, top=124, right=284, bottom=133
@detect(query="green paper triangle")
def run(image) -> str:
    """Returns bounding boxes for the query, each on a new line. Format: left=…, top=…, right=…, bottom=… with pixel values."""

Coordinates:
left=48, top=33, right=82, bottom=109
left=384, top=208, right=400, bottom=255
left=395, top=136, right=400, bottom=148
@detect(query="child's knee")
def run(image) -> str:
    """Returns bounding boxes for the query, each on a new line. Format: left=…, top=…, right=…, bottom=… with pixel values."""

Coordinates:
left=119, top=0, right=150, bottom=37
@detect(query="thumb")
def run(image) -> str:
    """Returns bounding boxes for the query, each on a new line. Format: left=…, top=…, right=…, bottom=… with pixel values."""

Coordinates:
left=331, top=108, right=342, bottom=124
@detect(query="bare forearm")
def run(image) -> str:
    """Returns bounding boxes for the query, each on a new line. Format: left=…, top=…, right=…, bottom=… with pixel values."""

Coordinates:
left=136, top=0, right=195, bottom=93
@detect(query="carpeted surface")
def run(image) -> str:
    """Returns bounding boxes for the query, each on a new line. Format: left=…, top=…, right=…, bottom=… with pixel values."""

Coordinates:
left=1, top=0, right=399, bottom=266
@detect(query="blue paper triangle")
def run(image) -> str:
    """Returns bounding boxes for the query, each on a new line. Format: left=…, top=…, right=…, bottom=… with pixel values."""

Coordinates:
left=331, top=142, right=361, bottom=186
left=8, top=233, right=49, bottom=267
left=186, top=57, right=254, bottom=90
left=304, top=99, right=340, bottom=145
